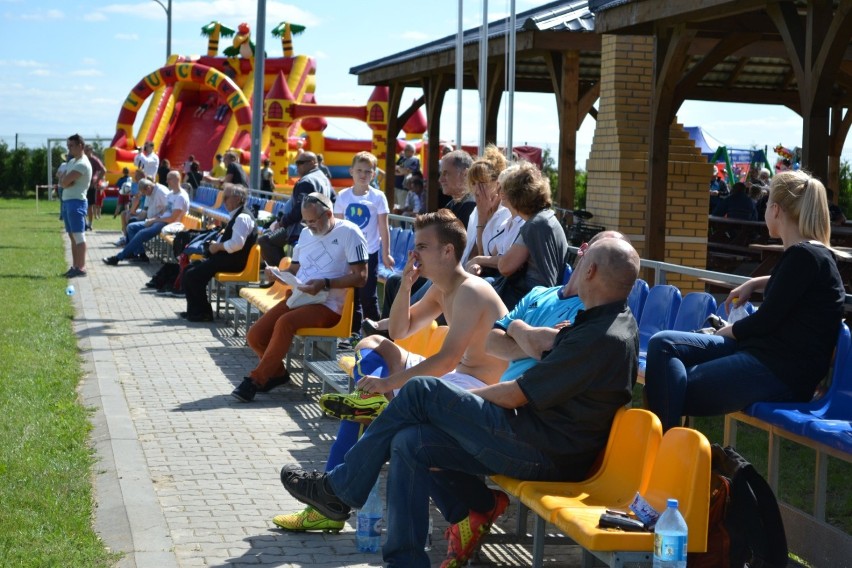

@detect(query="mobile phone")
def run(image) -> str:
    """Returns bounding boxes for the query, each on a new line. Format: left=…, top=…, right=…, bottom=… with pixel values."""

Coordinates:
left=598, top=513, right=648, bottom=532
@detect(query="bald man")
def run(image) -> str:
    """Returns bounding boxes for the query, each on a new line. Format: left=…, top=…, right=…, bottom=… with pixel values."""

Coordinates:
left=280, top=237, right=641, bottom=568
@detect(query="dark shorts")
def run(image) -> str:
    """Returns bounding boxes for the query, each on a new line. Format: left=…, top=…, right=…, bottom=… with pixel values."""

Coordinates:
left=62, top=199, right=87, bottom=233
left=86, top=187, right=96, bottom=205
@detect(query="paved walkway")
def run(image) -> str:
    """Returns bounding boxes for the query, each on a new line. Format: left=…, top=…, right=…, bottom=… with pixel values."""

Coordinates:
left=71, top=230, right=582, bottom=568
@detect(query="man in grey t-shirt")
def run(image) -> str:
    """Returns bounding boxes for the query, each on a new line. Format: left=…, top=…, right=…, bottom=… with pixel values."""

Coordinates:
left=59, top=133, right=93, bottom=277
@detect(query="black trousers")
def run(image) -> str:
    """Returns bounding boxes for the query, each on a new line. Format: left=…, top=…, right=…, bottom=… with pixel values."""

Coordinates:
left=183, top=253, right=248, bottom=317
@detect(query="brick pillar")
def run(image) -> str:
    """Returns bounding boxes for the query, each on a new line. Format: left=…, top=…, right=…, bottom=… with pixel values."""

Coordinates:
left=586, top=35, right=710, bottom=293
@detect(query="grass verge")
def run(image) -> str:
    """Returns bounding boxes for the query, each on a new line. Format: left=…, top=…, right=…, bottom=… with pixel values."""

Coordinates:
left=0, top=199, right=116, bottom=566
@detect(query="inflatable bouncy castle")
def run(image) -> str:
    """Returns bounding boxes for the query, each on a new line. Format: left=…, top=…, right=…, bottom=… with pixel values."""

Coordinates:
left=103, top=21, right=429, bottom=191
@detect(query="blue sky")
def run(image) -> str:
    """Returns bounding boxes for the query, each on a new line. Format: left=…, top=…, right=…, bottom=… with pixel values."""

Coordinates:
left=0, top=0, right=838, bottom=167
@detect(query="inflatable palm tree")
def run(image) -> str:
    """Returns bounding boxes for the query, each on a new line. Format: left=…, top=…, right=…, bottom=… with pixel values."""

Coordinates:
left=200, top=21, right=236, bottom=56
left=271, top=22, right=306, bottom=57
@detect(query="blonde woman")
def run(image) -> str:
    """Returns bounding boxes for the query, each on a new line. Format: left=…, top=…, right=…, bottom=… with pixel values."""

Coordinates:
left=462, top=145, right=520, bottom=276
left=645, top=170, right=845, bottom=430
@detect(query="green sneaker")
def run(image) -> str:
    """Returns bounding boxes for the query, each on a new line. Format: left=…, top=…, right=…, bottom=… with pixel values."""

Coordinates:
left=319, top=389, right=388, bottom=422
left=272, top=506, right=345, bottom=533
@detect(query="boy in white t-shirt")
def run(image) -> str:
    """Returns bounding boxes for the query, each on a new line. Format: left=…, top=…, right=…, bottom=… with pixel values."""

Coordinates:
left=333, top=152, right=394, bottom=334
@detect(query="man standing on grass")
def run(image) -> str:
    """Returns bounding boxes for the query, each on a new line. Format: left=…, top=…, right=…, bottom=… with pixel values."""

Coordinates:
left=59, top=134, right=92, bottom=278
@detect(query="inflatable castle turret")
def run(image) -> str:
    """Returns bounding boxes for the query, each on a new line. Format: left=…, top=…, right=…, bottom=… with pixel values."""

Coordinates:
left=265, top=71, right=295, bottom=185
left=366, top=87, right=390, bottom=163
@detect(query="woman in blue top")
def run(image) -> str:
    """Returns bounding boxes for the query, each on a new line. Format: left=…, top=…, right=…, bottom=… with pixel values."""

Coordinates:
left=645, top=170, right=845, bottom=430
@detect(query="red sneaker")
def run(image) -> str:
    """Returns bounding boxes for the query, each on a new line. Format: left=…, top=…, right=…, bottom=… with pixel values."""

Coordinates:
left=440, top=489, right=509, bottom=568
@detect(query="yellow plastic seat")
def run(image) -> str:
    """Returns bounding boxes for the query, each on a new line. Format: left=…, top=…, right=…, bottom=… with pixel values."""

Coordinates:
left=552, top=427, right=711, bottom=562
left=395, top=320, right=438, bottom=356
left=211, top=244, right=261, bottom=317
left=337, top=322, right=448, bottom=379
left=287, top=287, right=356, bottom=393
left=520, top=408, right=663, bottom=519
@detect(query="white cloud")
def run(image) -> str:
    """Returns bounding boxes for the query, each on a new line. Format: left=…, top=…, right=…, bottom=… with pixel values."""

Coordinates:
left=313, top=50, right=329, bottom=60
left=0, top=59, right=47, bottom=68
left=84, top=12, right=107, bottom=22
left=16, top=8, right=63, bottom=20
left=114, top=33, right=139, bottom=41
left=29, top=69, right=51, bottom=77
left=99, top=1, right=319, bottom=26
left=71, top=69, right=104, bottom=77
left=82, top=58, right=98, bottom=66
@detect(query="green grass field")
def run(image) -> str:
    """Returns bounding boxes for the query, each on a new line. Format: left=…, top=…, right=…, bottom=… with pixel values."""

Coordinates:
left=0, top=199, right=115, bottom=566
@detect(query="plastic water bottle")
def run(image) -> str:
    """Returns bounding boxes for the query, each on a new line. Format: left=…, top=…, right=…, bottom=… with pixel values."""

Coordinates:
left=356, top=476, right=383, bottom=553
left=65, top=285, right=75, bottom=296
left=727, top=301, right=749, bottom=324
left=653, top=498, right=688, bottom=568
left=424, top=513, right=433, bottom=551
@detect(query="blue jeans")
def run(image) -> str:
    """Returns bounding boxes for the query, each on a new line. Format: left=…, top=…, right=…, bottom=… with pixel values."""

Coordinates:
left=326, top=376, right=562, bottom=568
left=119, top=220, right=166, bottom=259
left=644, top=330, right=795, bottom=430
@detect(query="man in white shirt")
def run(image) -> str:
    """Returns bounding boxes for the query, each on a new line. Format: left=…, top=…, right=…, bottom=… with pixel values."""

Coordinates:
left=133, top=141, right=160, bottom=178
left=233, top=192, right=369, bottom=402
left=180, top=184, right=256, bottom=322
left=103, top=172, right=187, bottom=265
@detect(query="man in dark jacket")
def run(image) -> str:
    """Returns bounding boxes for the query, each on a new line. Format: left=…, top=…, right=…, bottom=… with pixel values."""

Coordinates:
left=180, top=184, right=256, bottom=322
left=258, top=152, right=335, bottom=266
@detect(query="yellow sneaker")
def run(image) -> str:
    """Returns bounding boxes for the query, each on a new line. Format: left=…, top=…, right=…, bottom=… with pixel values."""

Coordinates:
left=272, top=506, right=345, bottom=533
left=319, top=389, right=389, bottom=422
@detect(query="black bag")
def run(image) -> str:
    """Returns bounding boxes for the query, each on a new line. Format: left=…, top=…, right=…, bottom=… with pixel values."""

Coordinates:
left=149, top=263, right=180, bottom=292
left=173, top=229, right=218, bottom=257
left=689, top=444, right=788, bottom=568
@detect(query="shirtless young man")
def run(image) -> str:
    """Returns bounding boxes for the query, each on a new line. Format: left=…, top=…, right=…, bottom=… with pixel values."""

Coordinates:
left=273, top=208, right=508, bottom=532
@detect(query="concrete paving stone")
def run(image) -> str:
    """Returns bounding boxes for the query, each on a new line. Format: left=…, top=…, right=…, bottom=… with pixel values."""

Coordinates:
left=76, top=231, right=587, bottom=566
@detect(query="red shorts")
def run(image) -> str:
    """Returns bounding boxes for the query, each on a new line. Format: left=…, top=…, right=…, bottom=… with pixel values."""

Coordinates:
left=95, top=190, right=105, bottom=207
left=118, top=194, right=131, bottom=206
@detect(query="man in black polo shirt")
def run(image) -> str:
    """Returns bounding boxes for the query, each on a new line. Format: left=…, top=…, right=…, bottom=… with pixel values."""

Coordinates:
left=279, top=237, right=641, bottom=568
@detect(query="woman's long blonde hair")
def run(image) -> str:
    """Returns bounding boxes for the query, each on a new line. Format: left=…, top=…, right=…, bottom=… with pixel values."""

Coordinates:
left=769, top=170, right=831, bottom=246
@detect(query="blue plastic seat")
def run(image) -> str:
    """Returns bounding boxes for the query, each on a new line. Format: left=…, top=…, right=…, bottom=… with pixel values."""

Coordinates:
left=803, top=420, right=852, bottom=453
left=746, top=323, right=852, bottom=436
left=247, top=195, right=267, bottom=214
left=392, top=228, right=413, bottom=267
left=561, top=263, right=573, bottom=285
left=378, top=227, right=402, bottom=279
left=672, top=292, right=717, bottom=332
left=271, top=199, right=288, bottom=219
left=628, top=279, right=649, bottom=322
left=190, top=186, right=218, bottom=212
left=637, top=284, right=682, bottom=374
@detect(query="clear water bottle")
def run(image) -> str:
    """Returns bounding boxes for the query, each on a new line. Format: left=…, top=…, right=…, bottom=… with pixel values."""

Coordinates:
left=653, top=498, right=687, bottom=568
left=65, top=285, right=75, bottom=296
left=424, top=513, right=433, bottom=551
left=356, top=475, right=383, bottom=553
left=727, top=299, right=749, bottom=324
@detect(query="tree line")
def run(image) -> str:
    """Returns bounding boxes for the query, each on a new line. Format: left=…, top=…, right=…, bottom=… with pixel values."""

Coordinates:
left=2, top=141, right=850, bottom=217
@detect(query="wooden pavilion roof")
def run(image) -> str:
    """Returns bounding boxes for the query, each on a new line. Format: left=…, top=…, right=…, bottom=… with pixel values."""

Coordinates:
left=590, top=0, right=852, bottom=112
left=349, top=0, right=601, bottom=94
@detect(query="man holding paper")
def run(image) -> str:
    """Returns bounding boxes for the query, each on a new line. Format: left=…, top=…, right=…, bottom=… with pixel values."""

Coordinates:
left=233, top=193, right=368, bottom=402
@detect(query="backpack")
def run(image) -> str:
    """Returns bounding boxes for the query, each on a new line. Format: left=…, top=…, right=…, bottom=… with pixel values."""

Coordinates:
left=149, top=263, right=180, bottom=292
left=689, top=444, right=788, bottom=568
